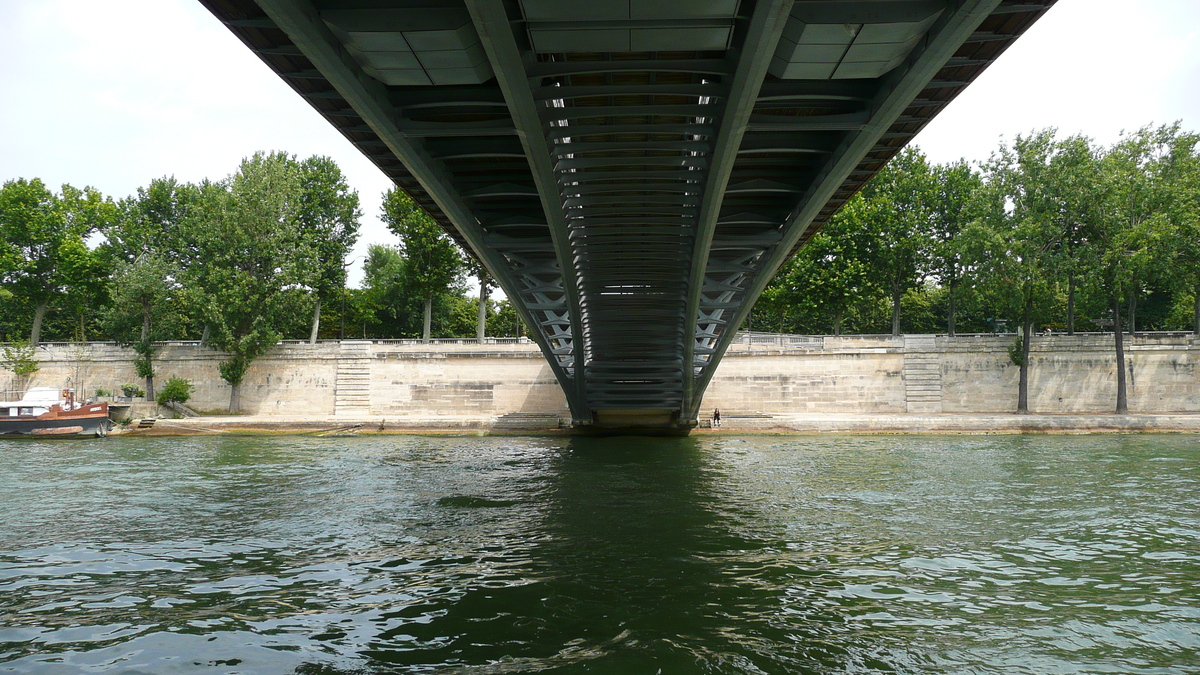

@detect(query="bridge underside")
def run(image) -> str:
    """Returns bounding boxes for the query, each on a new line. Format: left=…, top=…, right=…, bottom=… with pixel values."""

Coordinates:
left=204, top=0, right=1053, bottom=432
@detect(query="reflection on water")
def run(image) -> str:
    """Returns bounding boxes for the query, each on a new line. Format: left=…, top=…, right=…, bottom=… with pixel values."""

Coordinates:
left=1, top=434, right=1199, bottom=673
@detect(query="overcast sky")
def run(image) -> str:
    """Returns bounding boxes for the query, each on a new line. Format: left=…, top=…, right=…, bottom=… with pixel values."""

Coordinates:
left=2, top=0, right=1198, bottom=285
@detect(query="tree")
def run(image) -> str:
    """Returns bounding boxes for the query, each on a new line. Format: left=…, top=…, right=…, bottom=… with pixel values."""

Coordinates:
left=1088, top=125, right=1183, bottom=413
left=359, top=243, right=409, bottom=336
left=184, top=152, right=308, bottom=413
left=0, top=179, right=115, bottom=343
left=1045, top=135, right=1101, bottom=335
left=294, top=156, right=361, bottom=343
left=104, top=177, right=198, bottom=398
left=1160, top=130, right=1200, bottom=334
left=927, top=160, right=983, bottom=336
left=381, top=189, right=463, bottom=342
left=156, top=376, right=194, bottom=407
left=107, top=255, right=177, bottom=398
left=1, top=339, right=38, bottom=391
left=857, top=148, right=935, bottom=336
left=969, top=131, right=1071, bottom=413
left=763, top=205, right=873, bottom=335
left=462, top=256, right=494, bottom=341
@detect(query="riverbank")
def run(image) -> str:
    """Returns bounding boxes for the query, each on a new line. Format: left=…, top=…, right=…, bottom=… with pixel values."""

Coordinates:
left=13, top=334, right=1200, bottom=421
left=111, top=412, right=1200, bottom=436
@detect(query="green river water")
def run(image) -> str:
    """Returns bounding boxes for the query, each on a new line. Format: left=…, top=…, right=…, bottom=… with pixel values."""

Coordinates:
left=1, top=434, right=1198, bottom=674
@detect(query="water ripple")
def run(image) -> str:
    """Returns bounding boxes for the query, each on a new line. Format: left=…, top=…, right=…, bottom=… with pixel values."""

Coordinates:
left=0, top=434, right=1198, bottom=673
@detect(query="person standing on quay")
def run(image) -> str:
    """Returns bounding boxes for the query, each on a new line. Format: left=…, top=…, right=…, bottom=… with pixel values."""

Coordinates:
left=713, top=408, right=721, bottom=427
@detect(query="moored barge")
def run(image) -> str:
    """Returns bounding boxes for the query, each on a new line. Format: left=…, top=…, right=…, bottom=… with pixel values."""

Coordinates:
left=1, top=388, right=111, bottom=437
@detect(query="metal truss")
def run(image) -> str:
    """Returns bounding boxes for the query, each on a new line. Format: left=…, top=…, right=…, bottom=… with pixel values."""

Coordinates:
left=204, top=0, right=1056, bottom=431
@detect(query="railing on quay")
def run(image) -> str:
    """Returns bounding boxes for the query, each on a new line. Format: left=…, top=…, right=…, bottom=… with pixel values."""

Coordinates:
left=9, top=332, right=1200, bottom=352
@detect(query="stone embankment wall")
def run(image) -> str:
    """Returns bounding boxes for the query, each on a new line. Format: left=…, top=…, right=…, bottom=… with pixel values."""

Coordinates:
left=703, top=334, right=1200, bottom=414
left=6, top=340, right=569, bottom=419
left=6, top=334, right=1200, bottom=417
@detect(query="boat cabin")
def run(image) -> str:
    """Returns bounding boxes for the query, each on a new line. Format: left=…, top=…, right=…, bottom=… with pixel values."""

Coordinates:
left=1, top=387, right=72, bottom=417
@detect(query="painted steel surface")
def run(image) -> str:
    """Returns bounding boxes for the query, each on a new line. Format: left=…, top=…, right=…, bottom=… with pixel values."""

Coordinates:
left=201, top=0, right=1055, bottom=429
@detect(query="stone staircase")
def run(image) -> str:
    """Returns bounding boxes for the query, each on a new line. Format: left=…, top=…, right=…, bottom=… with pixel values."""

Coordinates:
left=698, top=410, right=774, bottom=429
left=903, top=335, right=943, bottom=413
left=491, top=412, right=567, bottom=432
left=334, top=341, right=372, bottom=417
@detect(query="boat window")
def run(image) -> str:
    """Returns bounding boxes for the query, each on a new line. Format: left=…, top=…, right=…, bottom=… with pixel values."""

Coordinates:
left=19, top=407, right=34, bottom=416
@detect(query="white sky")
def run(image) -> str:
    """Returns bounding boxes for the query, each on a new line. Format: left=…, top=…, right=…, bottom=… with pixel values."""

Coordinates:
left=2, top=0, right=1198, bottom=286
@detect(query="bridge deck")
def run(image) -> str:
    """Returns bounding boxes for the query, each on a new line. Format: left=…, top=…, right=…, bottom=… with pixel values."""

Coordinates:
left=202, top=0, right=1055, bottom=431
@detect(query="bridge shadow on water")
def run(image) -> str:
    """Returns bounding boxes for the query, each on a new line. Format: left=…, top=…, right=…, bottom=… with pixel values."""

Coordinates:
left=6, top=435, right=1198, bottom=672
left=347, top=436, right=894, bottom=675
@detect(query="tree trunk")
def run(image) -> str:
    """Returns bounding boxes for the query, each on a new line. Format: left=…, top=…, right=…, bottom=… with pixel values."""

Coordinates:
left=1113, top=295, right=1128, bottom=414
left=229, top=382, right=240, bottom=415
left=833, top=308, right=843, bottom=336
left=422, top=296, right=432, bottom=343
left=141, top=300, right=153, bottom=398
left=891, top=281, right=902, bottom=336
left=309, top=297, right=321, bottom=344
left=141, top=300, right=151, bottom=342
left=1193, top=281, right=1200, bottom=336
left=947, top=276, right=957, bottom=337
left=1067, top=274, right=1076, bottom=336
left=1017, top=292, right=1033, bottom=414
left=200, top=324, right=210, bottom=347
left=30, top=301, right=48, bottom=344
left=477, top=283, right=488, bottom=342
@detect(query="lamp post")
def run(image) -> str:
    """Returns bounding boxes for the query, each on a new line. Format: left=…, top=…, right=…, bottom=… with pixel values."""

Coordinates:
left=340, top=256, right=365, bottom=341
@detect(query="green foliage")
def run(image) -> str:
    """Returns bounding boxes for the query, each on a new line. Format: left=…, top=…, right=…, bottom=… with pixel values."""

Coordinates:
left=381, top=189, right=463, bottom=340
left=762, top=205, right=874, bottom=335
left=859, top=148, right=937, bottom=334
left=487, top=299, right=528, bottom=338
left=156, top=376, right=193, bottom=406
left=1, top=339, right=38, bottom=378
left=133, top=357, right=154, bottom=379
left=381, top=189, right=463, bottom=300
left=132, top=339, right=157, bottom=379
left=354, top=242, right=475, bottom=339
left=966, top=129, right=1073, bottom=337
left=182, top=153, right=310, bottom=399
left=0, top=178, right=117, bottom=342
left=927, top=159, right=984, bottom=333
left=1008, top=337, right=1026, bottom=367
left=120, top=383, right=145, bottom=398
left=95, top=388, right=111, bottom=397
left=1085, top=125, right=1184, bottom=302
left=295, top=155, right=362, bottom=297
left=103, top=177, right=201, bottom=346
left=218, top=352, right=252, bottom=388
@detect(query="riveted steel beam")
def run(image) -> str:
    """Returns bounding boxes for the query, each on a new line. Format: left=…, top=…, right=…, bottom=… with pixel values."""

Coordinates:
left=680, top=0, right=794, bottom=418
left=250, top=0, right=587, bottom=419
left=464, top=0, right=592, bottom=420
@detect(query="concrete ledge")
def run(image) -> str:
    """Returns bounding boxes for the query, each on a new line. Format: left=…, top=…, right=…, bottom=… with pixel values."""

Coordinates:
left=722, top=413, right=1200, bottom=435
left=116, top=414, right=512, bottom=436
left=111, top=413, right=1200, bottom=436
